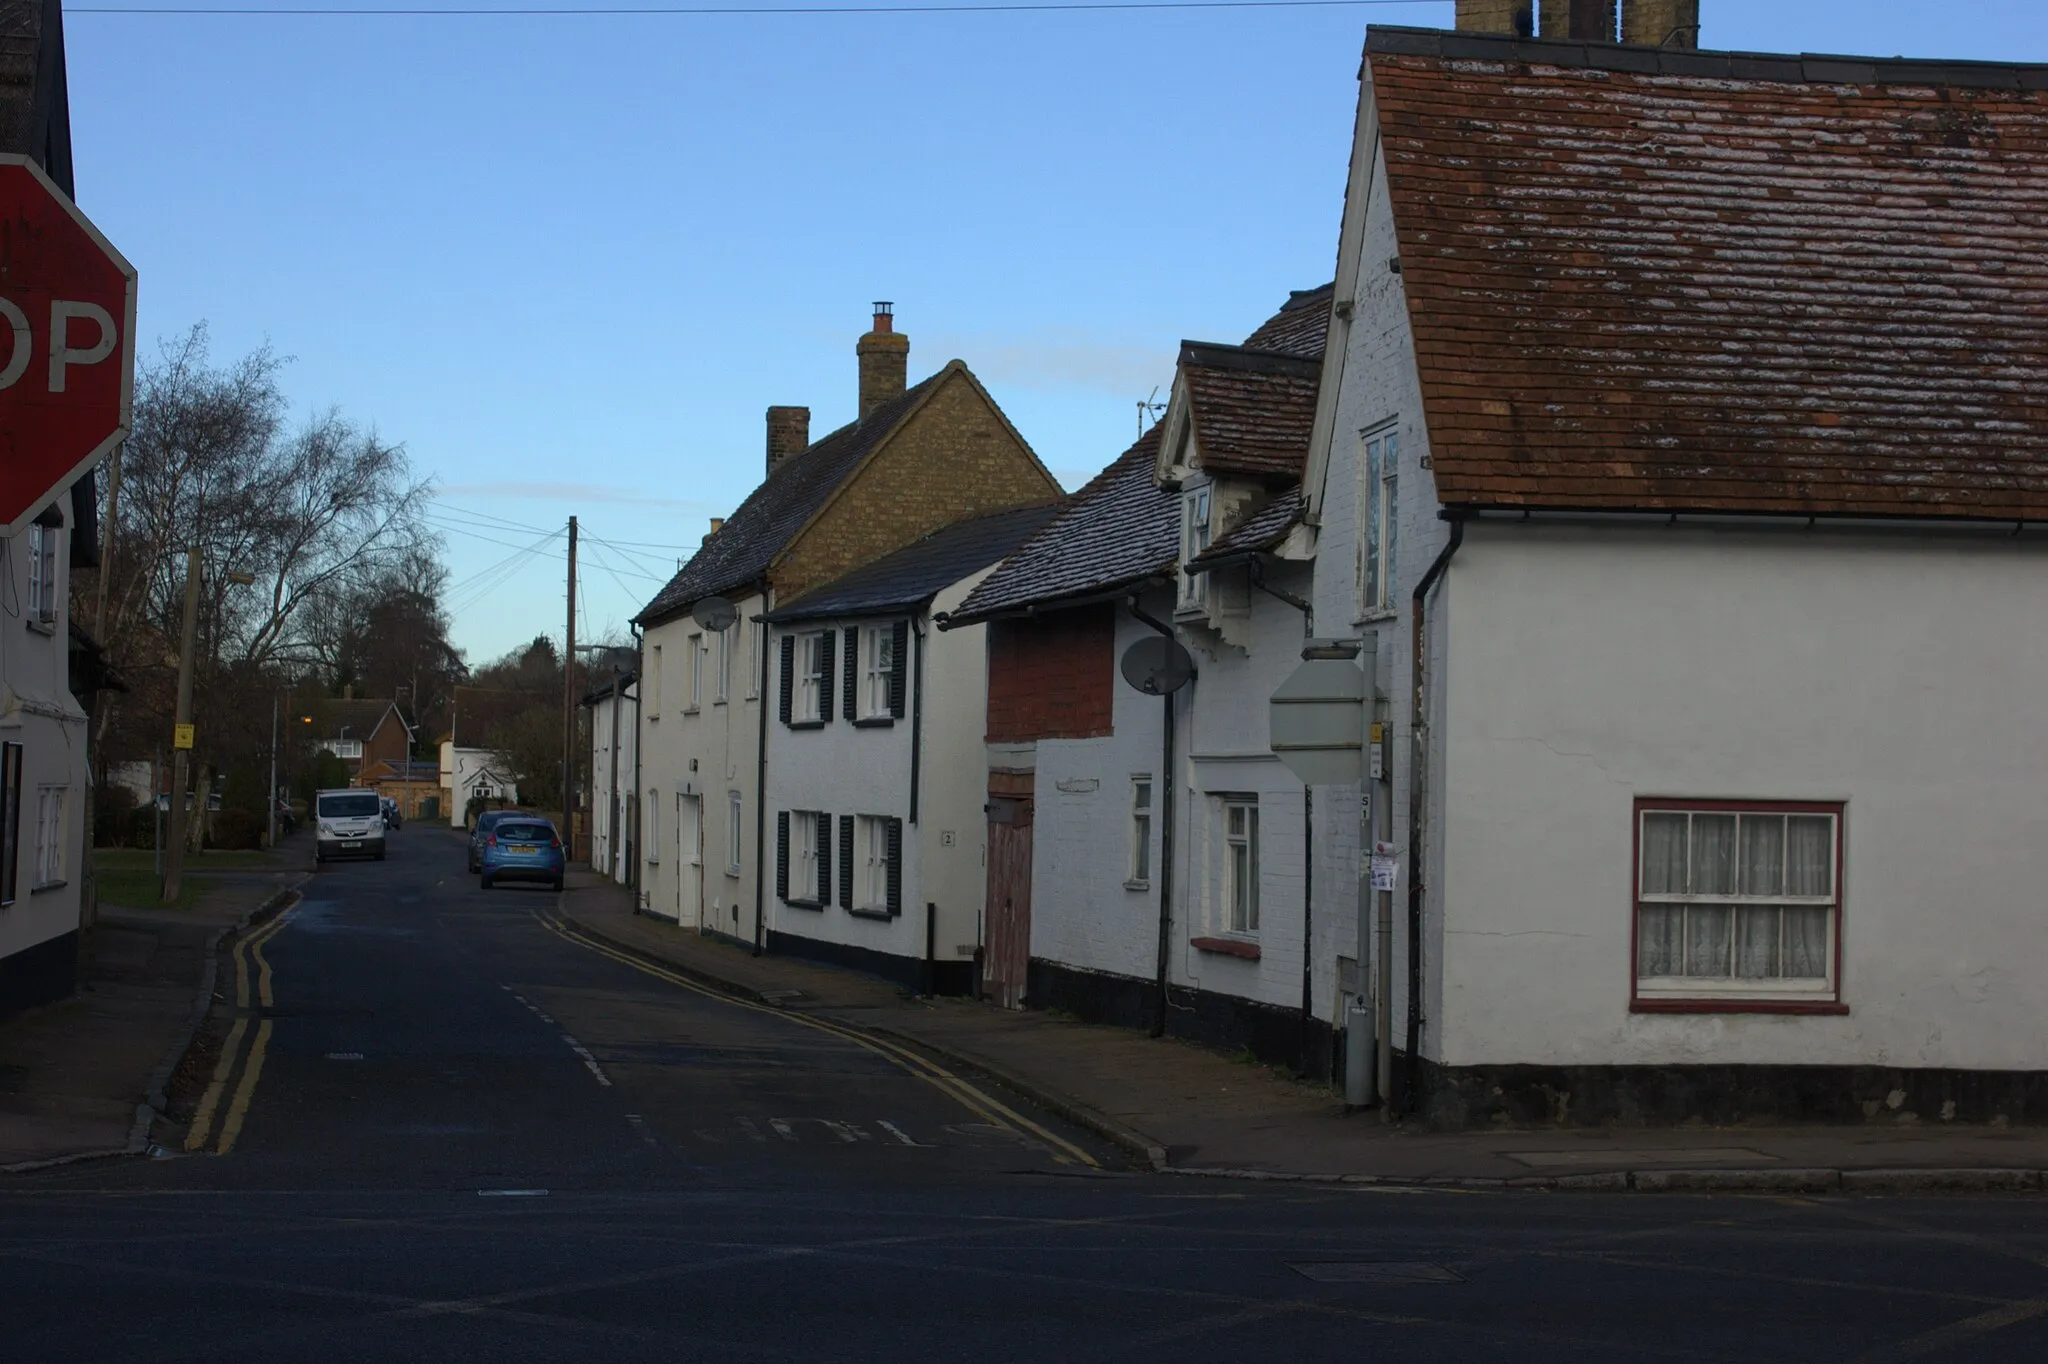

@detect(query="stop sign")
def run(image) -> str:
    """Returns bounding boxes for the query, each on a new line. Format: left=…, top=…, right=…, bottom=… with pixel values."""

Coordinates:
left=0, top=154, right=136, bottom=537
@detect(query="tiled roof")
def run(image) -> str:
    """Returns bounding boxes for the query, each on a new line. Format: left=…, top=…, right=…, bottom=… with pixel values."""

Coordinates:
left=315, top=698, right=402, bottom=740
left=944, top=426, right=1176, bottom=625
left=1367, top=27, right=2048, bottom=521
left=1239, top=283, right=1333, bottom=359
left=766, top=505, right=1060, bottom=624
left=362, top=759, right=440, bottom=784
left=1182, top=343, right=1322, bottom=480
left=634, top=373, right=944, bottom=627
left=1191, top=487, right=1303, bottom=566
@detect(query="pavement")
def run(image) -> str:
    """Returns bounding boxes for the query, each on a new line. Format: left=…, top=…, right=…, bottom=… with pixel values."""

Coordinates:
left=554, top=863, right=2048, bottom=1194
left=0, top=842, right=306, bottom=1170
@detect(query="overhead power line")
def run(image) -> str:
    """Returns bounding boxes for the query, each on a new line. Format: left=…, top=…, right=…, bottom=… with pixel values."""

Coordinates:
left=74, top=0, right=1444, bottom=15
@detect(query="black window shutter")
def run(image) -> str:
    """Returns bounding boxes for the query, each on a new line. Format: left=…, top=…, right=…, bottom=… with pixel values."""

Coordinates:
left=838, top=815, right=854, bottom=908
left=889, top=620, right=909, bottom=719
left=885, top=817, right=903, bottom=915
left=818, top=631, right=836, bottom=723
left=778, top=635, right=794, bottom=725
left=817, top=812, right=832, bottom=904
left=843, top=626, right=859, bottom=718
left=775, top=811, right=789, bottom=901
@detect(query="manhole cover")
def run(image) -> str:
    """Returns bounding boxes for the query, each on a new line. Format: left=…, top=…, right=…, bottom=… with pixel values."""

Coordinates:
left=1290, top=1262, right=1463, bottom=1284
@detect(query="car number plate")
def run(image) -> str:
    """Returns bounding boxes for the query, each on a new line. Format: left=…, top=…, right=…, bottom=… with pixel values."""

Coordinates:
left=343, top=840, right=360, bottom=848
left=512, top=844, right=536, bottom=853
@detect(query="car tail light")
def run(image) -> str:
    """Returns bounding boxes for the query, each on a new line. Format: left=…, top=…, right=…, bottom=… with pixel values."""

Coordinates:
left=486, top=834, right=497, bottom=847
left=550, top=833, right=562, bottom=850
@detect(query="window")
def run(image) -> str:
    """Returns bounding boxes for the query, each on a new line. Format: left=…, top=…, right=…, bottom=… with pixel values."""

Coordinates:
left=1127, top=777, right=1153, bottom=886
left=726, top=790, right=743, bottom=874
left=325, top=739, right=363, bottom=760
left=747, top=620, right=766, bottom=700
left=791, top=809, right=822, bottom=903
left=1634, top=801, right=1842, bottom=1006
left=1, top=742, right=20, bottom=906
left=1179, top=486, right=1211, bottom=608
left=1361, top=426, right=1399, bottom=616
left=26, top=523, right=58, bottom=624
left=860, top=625, right=894, bottom=718
left=34, top=786, right=64, bottom=887
left=1224, top=798, right=1259, bottom=933
left=853, top=814, right=901, bottom=914
left=686, top=633, right=703, bottom=710
left=787, top=631, right=832, bottom=724
left=648, top=645, right=662, bottom=718
left=715, top=627, right=731, bottom=703
left=646, top=791, right=661, bottom=865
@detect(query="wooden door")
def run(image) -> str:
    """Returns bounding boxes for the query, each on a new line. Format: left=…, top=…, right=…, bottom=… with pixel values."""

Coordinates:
left=984, top=797, right=1034, bottom=1010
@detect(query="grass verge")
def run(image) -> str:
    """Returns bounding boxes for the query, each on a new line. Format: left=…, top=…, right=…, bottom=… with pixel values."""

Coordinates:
left=94, top=866, right=213, bottom=911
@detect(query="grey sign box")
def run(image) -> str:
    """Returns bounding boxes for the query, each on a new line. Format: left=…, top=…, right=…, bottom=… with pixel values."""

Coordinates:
left=1268, top=656, right=1368, bottom=786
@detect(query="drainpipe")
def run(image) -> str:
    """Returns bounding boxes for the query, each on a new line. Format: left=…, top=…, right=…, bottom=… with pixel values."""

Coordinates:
left=1406, top=516, right=1464, bottom=1117
left=630, top=622, right=644, bottom=895
left=1127, top=597, right=1181, bottom=1038
left=1251, top=560, right=1318, bottom=1077
left=753, top=611, right=771, bottom=956
left=908, top=618, right=925, bottom=825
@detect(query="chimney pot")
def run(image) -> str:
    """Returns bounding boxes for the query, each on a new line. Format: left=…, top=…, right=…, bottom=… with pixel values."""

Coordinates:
left=856, top=304, right=909, bottom=422
left=1620, top=0, right=1698, bottom=47
left=765, top=405, right=811, bottom=475
left=1540, top=0, right=1616, bottom=39
left=1456, top=0, right=1533, bottom=34
left=709, top=517, right=725, bottom=534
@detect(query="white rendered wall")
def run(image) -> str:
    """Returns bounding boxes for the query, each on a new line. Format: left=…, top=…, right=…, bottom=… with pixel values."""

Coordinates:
left=439, top=745, right=518, bottom=827
left=920, top=571, right=995, bottom=966
left=1440, top=522, right=2048, bottom=1072
left=587, top=684, right=638, bottom=885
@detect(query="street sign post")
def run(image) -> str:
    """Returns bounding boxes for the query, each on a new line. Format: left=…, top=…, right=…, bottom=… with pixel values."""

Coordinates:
left=0, top=155, right=137, bottom=536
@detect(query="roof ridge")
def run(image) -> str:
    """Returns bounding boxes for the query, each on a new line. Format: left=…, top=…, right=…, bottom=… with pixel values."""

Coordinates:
left=1179, top=341, right=1324, bottom=376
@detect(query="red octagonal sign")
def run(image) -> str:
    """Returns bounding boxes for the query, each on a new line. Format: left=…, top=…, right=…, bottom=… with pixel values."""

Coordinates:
left=0, top=154, right=136, bottom=537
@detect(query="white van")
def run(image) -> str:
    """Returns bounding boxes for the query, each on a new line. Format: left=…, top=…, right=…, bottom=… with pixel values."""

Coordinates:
left=315, top=788, right=387, bottom=864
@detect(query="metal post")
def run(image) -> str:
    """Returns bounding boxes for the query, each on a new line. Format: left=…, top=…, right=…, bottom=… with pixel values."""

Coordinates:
left=563, top=515, right=578, bottom=846
left=1350, top=781, right=1376, bottom=1109
left=266, top=690, right=279, bottom=849
left=153, top=749, right=163, bottom=880
left=162, top=547, right=202, bottom=903
left=924, top=901, right=937, bottom=997
left=1374, top=697, right=1394, bottom=1113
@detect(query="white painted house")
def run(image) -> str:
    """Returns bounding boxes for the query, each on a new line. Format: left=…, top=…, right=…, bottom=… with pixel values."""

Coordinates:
left=1295, top=26, right=2048, bottom=1123
left=764, top=507, right=1054, bottom=992
left=583, top=669, right=639, bottom=886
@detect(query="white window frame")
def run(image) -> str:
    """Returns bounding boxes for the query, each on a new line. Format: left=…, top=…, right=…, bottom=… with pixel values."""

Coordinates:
left=326, top=739, right=363, bottom=760
left=1222, top=797, right=1259, bottom=934
left=1126, top=776, right=1153, bottom=888
left=1360, top=425, right=1399, bottom=618
left=33, top=785, right=65, bottom=887
left=794, top=632, right=826, bottom=722
left=686, top=632, right=703, bottom=711
left=793, top=809, right=822, bottom=902
left=857, top=813, right=891, bottom=912
left=1634, top=802, right=1842, bottom=1006
left=645, top=790, right=661, bottom=866
left=648, top=644, right=662, bottom=719
left=747, top=620, right=766, bottom=700
left=715, top=627, right=732, bottom=704
left=860, top=625, right=894, bottom=719
left=1178, top=486, right=1211, bottom=609
left=726, top=790, right=743, bottom=875
left=26, top=523, right=58, bottom=625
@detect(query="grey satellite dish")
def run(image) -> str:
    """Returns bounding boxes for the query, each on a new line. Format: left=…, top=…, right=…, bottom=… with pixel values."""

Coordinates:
left=691, top=596, right=738, bottom=632
left=1119, top=636, right=1195, bottom=696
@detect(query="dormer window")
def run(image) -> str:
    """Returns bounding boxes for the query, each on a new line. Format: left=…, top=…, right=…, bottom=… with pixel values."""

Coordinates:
left=1179, top=486, right=1211, bottom=608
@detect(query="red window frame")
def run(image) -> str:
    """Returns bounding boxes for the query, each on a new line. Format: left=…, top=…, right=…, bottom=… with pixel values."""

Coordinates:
left=1629, top=797, right=1848, bottom=1016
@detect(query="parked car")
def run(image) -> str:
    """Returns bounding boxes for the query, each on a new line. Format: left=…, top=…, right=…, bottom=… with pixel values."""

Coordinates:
left=467, top=809, right=523, bottom=873
left=381, top=797, right=403, bottom=830
left=314, top=788, right=385, bottom=864
left=478, top=816, right=565, bottom=892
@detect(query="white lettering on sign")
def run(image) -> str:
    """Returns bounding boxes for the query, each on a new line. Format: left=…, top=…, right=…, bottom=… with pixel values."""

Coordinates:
left=48, top=300, right=117, bottom=393
left=0, top=296, right=121, bottom=392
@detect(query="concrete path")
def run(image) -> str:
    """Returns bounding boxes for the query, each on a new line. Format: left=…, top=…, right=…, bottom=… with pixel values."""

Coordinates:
left=554, top=864, right=2048, bottom=1192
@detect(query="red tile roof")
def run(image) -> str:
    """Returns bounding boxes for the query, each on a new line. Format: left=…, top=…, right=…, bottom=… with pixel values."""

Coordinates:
left=1182, top=344, right=1323, bottom=480
left=1368, top=29, right=2048, bottom=520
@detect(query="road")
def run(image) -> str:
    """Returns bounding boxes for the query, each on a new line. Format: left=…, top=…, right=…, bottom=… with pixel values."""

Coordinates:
left=4, top=828, right=2048, bottom=1361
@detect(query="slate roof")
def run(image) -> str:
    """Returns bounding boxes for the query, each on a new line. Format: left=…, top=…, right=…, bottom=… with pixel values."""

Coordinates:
left=315, top=698, right=404, bottom=740
left=1367, top=27, right=2048, bottom=521
left=1239, top=283, right=1332, bottom=359
left=1191, top=488, right=1304, bottom=566
left=765, top=505, right=1060, bottom=623
left=634, top=373, right=945, bottom=627
left=944, top=426, right=1175, bottom=625
left=1181, top=343, right=1323, bottom=480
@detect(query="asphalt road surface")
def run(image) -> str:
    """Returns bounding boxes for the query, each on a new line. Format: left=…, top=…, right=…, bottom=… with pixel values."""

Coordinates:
left=5, top=829, right=2048, bottom=1361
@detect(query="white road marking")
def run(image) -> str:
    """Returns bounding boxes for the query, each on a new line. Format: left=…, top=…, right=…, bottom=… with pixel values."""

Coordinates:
left=877, top=1121, right=923, bottom=1147
left=820, top=1121, right=861, bottom=1143
left=769, top=1119, right=797, bottom=1142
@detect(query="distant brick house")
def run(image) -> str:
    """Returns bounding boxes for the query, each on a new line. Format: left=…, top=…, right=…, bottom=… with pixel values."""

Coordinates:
left=359, top=759, right=442, bottom=820
left=631, top=305, right=1063, bottom=943
left=311, top=699, right=412, bottom=783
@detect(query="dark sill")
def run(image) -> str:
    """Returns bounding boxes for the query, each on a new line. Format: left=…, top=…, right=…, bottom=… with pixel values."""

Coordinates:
left=784, top=898, right=825, bottom=912
left=25, top=618, right=55, bottom=636
left=846, top=905, right=894, bottom=921
left=30, top=879, right=67, bottom=895
left=1632, top=999, right=1849, bottom=1016
left=786, top=719, right=826, bottom=731
left=682, top=706, right=700, bottom=716
left=852, top=716, right=895, bottom=729
left=1191, top=935, right=1260, bottom=960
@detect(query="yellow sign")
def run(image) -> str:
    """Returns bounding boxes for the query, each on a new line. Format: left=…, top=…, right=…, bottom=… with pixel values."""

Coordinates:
left=1369, top=723, right=1384, bottom=743
left=173, top=724, right=195, bottom=750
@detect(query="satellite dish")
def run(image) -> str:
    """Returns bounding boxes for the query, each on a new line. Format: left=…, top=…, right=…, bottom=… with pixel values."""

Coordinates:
left=1119, top=636, right=1195, bottom=696
left=691, top=595, right=738, bottom=632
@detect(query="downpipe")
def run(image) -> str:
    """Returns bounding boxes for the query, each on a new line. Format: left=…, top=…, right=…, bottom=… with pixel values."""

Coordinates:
left=1405, top=515, right=1463, bottom=1117
left=1127, top=597, right=1183, bottom=1039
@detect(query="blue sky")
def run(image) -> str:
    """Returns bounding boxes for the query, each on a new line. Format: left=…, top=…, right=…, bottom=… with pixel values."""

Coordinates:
left=64, top=0, right=2048, bottom=664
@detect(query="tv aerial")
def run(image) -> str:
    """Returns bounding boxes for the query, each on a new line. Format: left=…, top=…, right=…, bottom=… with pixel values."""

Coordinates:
left=1119, top=636, right=1195, bottom=696
left=691, top=596, right=738, bottom=632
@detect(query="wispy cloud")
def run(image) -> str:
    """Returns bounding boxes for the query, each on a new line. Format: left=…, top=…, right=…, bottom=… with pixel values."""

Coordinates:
left=436, top=480, right=713, bottom=512
left=924, top=329, right=1175, bottom=398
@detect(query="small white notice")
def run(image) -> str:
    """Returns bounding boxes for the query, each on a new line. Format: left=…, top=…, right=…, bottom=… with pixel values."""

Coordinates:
left=1370, top=842, right=1399, bottom=892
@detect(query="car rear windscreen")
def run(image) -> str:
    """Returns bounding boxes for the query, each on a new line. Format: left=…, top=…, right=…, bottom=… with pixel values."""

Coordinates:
left=319, top=793, right=382, bottom=819
left=497, top=823, right=554, bottom=843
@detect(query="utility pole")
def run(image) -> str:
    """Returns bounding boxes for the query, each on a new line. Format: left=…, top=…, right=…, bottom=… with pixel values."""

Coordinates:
left=266, top=689, right=280, bottom=849
left=562, top=515, right=578, bottom=839
left=162, top=547, right=202, bottom=903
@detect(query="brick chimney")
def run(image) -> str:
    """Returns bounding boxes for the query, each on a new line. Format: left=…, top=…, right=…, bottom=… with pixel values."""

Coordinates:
left=1621, top=0, right=1698, bottom=47
left=856, top=302, right=909, bottom=422
left=1455, top=0, right=1532, bottom=34
left=766, top=405, right=810, bottom=475
left=1540, top=0, right=1615, bottom=39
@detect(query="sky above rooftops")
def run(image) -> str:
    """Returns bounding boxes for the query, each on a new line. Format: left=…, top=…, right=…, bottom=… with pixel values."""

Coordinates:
left=64, top=0, right=2048, bottom=664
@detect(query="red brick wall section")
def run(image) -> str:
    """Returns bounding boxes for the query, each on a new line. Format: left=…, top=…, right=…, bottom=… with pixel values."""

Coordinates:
left=986, top=606, right=1114, bottom=743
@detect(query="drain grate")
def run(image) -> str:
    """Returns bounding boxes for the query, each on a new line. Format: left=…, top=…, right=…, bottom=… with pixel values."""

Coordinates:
left=1290, top=1262, right=1464, bottom=1285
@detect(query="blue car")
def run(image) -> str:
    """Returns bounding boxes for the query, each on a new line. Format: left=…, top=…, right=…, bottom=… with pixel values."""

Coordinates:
left=479, top=816, right=565, bottom=892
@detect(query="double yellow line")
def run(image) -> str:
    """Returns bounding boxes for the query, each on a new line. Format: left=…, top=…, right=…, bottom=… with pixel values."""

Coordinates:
left=186, top=896, right=300, bottom=1155
left=533, top=908, right=1099, bottom=1168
